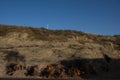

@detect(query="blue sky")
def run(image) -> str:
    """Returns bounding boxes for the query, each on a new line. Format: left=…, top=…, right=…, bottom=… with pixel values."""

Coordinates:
left=0, top=0, right=120, bottom=35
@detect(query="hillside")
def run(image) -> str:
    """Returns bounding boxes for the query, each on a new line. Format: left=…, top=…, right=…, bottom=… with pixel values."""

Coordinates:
left=0, top=24, right=120, bottom=79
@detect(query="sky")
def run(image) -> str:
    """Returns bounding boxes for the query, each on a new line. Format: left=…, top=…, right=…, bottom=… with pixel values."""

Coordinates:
left=0, top=0, right=120, bottom=35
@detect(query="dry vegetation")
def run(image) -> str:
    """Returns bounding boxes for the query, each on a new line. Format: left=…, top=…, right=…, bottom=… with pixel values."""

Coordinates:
left=0, top=24, right=120, bottom=43
left=0, top=24, right=120, bottom=79
left=0, top=24, right=99, bottom=41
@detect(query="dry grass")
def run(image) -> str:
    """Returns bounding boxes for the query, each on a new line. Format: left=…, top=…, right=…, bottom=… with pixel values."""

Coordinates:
left=0, top=24, right=90, bottom=41
left=0, top=24, right=62, bottom=40
left=0, top=24, right=120, bottom=50
left=1, top=24, right=120, bottom=49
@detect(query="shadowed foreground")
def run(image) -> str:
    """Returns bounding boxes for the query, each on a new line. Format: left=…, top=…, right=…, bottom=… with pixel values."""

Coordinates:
left=0, top=58, right=120, bottom=80
left=0, top=78, right=120, bottom=80
left=0, top=77, right=84, bottom=80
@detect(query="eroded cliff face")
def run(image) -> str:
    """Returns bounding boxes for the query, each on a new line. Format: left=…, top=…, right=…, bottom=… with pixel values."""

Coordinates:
left=0, top=24, right=120, bottom=78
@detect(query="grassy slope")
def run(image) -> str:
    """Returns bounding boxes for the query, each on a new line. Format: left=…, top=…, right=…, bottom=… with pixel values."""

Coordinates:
left=0, top=24, right=120, bottom=48
left=0, top=24, right=120, bottom=78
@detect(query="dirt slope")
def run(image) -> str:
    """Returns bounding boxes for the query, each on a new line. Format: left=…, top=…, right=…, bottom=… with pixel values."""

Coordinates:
left=0, top=24, right=120, bottom=79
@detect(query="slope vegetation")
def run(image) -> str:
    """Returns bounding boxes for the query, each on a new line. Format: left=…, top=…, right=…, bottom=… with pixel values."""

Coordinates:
left=0, top=24, right=120, bottom=79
